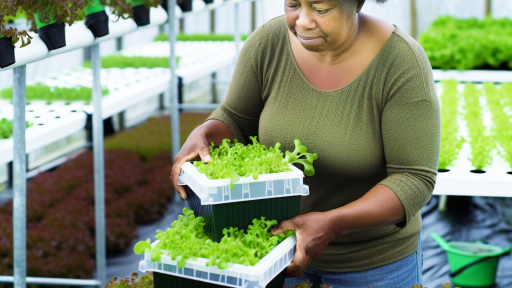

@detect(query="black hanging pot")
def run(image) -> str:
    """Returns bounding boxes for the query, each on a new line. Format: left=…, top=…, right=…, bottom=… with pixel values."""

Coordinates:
left=203, top=0, right=214, bottom=4
left=178, top=0, right=193, bottom=12
left=84, top=0, right=109, bottom=38
left=34, top=12, right=66, bottom=51
left=129, top=0, right=151, bottom=26
left=0, top=36, right=15, bottom=69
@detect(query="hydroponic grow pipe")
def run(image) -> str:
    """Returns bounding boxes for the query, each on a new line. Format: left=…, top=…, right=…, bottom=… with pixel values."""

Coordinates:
left=175, top=0, right=256, bottom=18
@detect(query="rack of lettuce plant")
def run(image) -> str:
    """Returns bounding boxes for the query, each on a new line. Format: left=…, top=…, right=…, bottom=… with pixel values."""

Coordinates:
left=432, top=81, right=512, bottom=211
left=0, top=4, right=169, bottom=288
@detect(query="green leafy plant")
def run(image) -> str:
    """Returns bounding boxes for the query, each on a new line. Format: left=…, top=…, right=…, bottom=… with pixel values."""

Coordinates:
left=0, top=118, right=33, bottom=139
left=192, top=137, right=318, bottom=189
left=483, top=82, right=512, bottom=170
left=16, top=0, right=86, bottom=33
left=134, top=207, right=295, bottom=269
left=0, top=8, right=32, bottom=47
left=463, top=83, right=496, bottom=170
left=105, top=272, right=154, bottom=288
left=419, top=16, right=512, bottom=70
left=0, top=84, right=109, bottom=104
left=438, top=80, right=465, bottom=170
left=83, top=55, right=179, bottom=68
left=154, top=33, right=250, bottom=42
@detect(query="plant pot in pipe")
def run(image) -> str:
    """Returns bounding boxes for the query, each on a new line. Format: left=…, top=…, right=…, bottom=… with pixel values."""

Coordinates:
left=178, top=0, right=192, bottom=12
left=34, top=12, right=66, bottom=51
left=85, top=0, right=109, bottom=38
left=129, top=0, right=151, bottom=26
left=0, top=36, right=15, bottom=68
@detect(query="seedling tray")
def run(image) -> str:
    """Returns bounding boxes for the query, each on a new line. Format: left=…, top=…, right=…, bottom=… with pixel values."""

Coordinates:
left=178, top=162, right=308, bottom=205
left=139, top=235, right=296, bottom=288
left=178, top=162, right=309, bottom=242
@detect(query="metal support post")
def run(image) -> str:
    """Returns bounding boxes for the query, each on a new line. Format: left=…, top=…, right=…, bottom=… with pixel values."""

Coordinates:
left=13, top=65, right=27, bottom=288
left=168, top=0, right=180, bottom=160
left=91, top=43, right=106, bottom=287
left=410, top=0, right=417, bottom=39
left=251, top=1, right=256, bottom=32
left=485, top=0, right=491, bottom=16
left=234, top=3, right=241, bottom=54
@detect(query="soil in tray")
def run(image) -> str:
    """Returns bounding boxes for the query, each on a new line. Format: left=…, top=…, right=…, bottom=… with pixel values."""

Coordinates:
left=185, top=186, right=301, bottom=242
left=153, top=267, right=287, bottom=288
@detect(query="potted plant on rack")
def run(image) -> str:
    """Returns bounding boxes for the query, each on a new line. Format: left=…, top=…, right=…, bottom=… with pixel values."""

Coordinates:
left=127, top=0, right=160, bottom=27
left=0, top=7, right=32, bottom=68
left=84, top=0, right=110, bottom=38
left=19, top=0, right=85, bottom=51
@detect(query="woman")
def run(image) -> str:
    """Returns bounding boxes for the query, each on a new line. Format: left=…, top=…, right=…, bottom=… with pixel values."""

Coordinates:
left=171, top=0, right=440, bottom=286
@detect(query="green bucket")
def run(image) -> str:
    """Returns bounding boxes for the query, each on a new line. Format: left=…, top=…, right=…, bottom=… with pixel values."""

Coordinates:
left=431, top=232, right=512, bottom=287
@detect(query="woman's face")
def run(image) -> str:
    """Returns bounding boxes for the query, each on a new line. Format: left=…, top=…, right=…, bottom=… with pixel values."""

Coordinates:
left=285, top=0, right=360, bottom=53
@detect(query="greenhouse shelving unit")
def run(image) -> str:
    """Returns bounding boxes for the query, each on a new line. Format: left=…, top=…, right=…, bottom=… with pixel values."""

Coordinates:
left=0, top=0, right=259, bottom=288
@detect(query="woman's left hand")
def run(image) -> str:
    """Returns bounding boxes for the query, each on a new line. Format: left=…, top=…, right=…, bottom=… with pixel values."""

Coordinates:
left=271, top=212, right=337, bottom=278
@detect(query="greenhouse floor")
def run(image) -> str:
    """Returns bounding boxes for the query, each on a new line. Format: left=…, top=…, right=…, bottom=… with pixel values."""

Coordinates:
left=108, top=194, right=512, bottom=287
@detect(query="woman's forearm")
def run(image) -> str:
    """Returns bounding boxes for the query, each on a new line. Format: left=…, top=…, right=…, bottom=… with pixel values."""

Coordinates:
left=326, top=184, right=406, bottom=236
left=200, top=119, right=235, bottom=147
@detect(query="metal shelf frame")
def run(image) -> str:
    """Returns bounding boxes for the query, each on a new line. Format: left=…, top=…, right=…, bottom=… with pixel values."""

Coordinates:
left=0, top=0, right=256, bottom=287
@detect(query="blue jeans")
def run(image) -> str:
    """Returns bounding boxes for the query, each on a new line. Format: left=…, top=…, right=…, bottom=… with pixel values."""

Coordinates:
left=284, top=235, right=423, bottom=288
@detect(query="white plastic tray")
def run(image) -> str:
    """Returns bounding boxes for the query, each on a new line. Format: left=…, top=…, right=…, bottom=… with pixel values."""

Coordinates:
left=433, top=69, right=512, bottom=83
left=178, top=162, right=309, bottom=205
left=0, top=106, right=87, bottom=165
left=119, top=41, right=239, bottom=84
left=3, top=67, right=171, bottom=120
left=139, top=235, right=296, bottom=288
left=433, top=82, right=512, bottom=197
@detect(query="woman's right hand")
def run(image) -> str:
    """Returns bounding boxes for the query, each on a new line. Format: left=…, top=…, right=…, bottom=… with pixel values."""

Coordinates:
left=170, top=125, right=212, bottom=200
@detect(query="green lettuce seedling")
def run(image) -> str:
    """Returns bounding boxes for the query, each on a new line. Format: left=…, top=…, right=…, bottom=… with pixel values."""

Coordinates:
left=134, top=208, right=294, bottom=269
left=193, top=136, right=317, bottom=189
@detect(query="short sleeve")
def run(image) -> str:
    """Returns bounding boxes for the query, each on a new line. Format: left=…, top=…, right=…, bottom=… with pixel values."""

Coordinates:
left=206, top=25, right=266, bottom=145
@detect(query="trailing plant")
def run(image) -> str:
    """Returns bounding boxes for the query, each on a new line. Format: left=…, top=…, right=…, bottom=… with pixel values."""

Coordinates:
left=0, top=118, right=33, bottom=139
left=463, top=83, right=495, bottom=170
left=154, top=32, right=250, bottom=42
left=0, top=10, right=32, bottom=47
left=83, top=55, right=179, bottom=68
left=193, top=137, right=318, bottom=189
left=484, top=82, right=512, bottom=170
left=134, top=208, right=295, bottom=269
left=17, top=0, right=86, bottom=32
left=438, top=80, right=465, bottom=170
left=419, top=16, right=512, bottom=70
left=0, top=84, right=109, bottom=104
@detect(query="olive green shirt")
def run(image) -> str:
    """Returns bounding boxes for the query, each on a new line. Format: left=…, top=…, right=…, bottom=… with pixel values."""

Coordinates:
left=206, top=16, right=440, bottom=272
